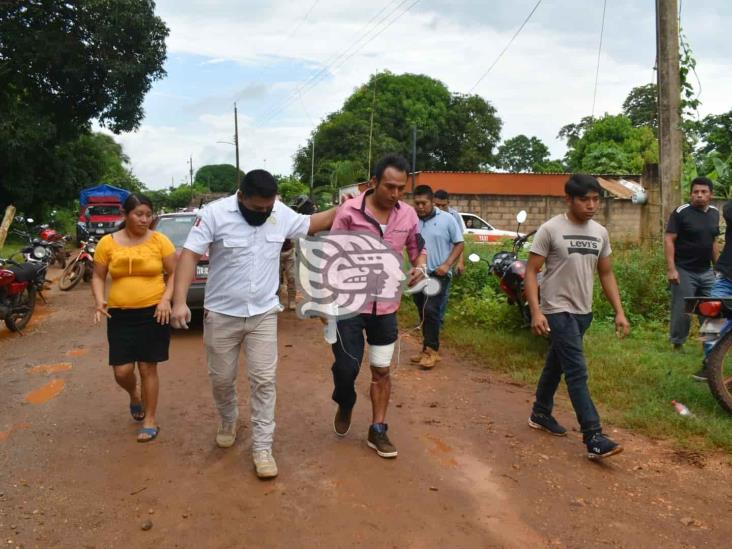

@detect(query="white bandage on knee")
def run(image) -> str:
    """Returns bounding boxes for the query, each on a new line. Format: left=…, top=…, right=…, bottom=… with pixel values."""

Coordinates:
left=369, top=343, right=395, bottom=368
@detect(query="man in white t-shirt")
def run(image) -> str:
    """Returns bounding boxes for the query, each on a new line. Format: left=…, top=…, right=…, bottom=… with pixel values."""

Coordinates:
left=524, top=174, right=630, bottom=461
left=171, top=170, right=335, bottom=479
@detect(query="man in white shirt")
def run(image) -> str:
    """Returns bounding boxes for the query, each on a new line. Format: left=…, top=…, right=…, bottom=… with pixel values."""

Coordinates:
left=171, top=170, right=335, bottom=479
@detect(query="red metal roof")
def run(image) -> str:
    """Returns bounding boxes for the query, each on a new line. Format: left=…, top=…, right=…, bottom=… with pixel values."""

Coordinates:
left=413, top=171, right=640, bottom=198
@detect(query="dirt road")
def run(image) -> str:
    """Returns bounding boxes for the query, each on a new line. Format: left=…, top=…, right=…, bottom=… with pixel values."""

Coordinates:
left=2, top=277, right=732, bottom=548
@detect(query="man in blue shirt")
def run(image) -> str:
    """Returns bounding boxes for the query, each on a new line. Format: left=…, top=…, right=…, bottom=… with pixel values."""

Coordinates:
left=434, top=189, right=465, bottom=327
left=411, top=185, right=465, bottom=369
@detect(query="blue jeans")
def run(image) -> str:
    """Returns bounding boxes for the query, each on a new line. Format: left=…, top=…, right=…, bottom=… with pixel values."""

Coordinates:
left=532, top=312, right=601, bottom=439
left=703, top=276, right=732, bottom=357
left=438, top=276, right=453, bottom=327
left=413, top=275, right=450, bottom=351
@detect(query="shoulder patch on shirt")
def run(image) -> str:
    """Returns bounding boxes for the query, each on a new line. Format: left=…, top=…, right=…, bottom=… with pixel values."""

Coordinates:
left=676, top=203, right=691, bottom=214
left=194, top=217, right=202, bottom=227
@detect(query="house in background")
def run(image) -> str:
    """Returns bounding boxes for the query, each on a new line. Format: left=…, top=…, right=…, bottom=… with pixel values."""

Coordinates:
left=339, top=170, right=655, bottom=242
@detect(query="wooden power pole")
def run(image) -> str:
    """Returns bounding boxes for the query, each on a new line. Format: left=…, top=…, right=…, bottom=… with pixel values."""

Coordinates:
left=656, top=0, right=683, bottom=224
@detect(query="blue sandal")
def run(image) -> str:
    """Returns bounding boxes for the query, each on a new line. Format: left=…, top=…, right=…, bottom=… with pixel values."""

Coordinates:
left=137, top=426, right=159, bottom=443
left=130, top=403, right=146, bottom=422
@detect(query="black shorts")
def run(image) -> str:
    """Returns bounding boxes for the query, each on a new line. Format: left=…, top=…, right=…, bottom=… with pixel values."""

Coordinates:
left=107, top=306, right=171, bottom=366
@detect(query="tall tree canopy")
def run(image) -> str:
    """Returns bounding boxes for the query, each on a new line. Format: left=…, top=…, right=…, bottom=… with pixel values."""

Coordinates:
left=560, top=114, right=658, bottom=174
left=495, top=135, right=551, bottom=172
left=195, top=164, right=244, bottom=193
left=293, top=72, right=502, bottom=188
left=0, top=0, right=168, bottom=216
left=622, top=83, right=658, bottom=132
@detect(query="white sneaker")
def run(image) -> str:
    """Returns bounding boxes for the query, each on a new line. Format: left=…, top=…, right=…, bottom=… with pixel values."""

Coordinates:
left=252, top=449, right=278, bottom=479
left=215, top=421, right=237, bottom=448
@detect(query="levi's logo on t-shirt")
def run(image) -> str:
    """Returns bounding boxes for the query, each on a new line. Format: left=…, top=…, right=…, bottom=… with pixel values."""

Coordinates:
left=563, top=234, right=601, bottom=256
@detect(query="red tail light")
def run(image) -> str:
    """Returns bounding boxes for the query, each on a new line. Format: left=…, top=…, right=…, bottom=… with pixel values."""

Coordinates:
left=0, top=269, right=15, bottom=287
left=699, top=301, right=722, bottom=317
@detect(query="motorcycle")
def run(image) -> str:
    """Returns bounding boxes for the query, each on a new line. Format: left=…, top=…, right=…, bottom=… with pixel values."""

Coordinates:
left=36, top=216, right=71, bottom=268
left=12, top=215, right=65, bottom=267
left=59, top=237, right=96, bottom=291
left=468, top=210, right=537, bottom=326
left=0, top=256, right=48, bottom=332
left=685, top=297, right=732, bottom=414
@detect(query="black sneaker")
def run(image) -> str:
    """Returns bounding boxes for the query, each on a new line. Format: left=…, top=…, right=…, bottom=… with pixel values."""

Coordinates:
left=585, top=433, right=623, bottom=460
left=528, top=413, right=567, bottom=437
left=334, top=406, right=352, bottom=437
left=367, top=424, right=398, bottom=458
left=691, top=360, right=708, bottom=382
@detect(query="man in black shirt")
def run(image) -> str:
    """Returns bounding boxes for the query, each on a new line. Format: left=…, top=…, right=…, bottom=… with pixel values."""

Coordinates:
left=664, top=177, right=720, bottom=350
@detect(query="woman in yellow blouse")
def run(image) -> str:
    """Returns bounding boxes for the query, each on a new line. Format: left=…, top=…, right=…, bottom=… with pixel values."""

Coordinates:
left=92, top=194, right=177, bottom=442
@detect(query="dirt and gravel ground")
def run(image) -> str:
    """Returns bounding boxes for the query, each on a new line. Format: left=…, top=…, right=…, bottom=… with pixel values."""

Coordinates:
left=2, top=272, right=732, bottom=548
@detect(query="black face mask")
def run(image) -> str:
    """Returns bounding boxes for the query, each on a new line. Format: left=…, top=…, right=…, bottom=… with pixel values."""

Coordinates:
left=238, top=200, right=273, bottom=226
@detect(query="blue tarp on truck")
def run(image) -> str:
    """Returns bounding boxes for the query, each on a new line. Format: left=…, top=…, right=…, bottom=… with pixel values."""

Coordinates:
left=79, top=184, right=131, bottom=207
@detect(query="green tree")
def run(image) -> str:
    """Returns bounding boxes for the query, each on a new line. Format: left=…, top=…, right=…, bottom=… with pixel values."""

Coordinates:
left=275, top=175, right=309, bottom=204
left=495, top=134, right=550, bottom=172
left=561, top=114, right=658, bottom=174
left=434, top=94, right=502, bottom=170
left=0, top=0, right=168, bottom=216
left=293, top=72, right=501, bottom=188
left=697, top=110, right=732, bottom=158
left=195, top=164, right=244, bottom=193
left=622, top=83, right=658, bottom=132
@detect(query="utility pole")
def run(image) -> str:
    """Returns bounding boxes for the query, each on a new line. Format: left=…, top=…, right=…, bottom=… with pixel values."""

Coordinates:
left=411, top=125, right=417, bottom=191
left=189, top=155, right=194, bottom=204
left=656, top=0, right=683, bottom=224
left=310, top=138, right=315, bottom=199
left=234, top=102, right=241, bottom=189
left=367, top=86, right=376, bottom=178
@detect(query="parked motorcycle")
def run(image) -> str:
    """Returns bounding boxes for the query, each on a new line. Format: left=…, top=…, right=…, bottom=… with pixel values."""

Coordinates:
left=59, top=237, right=96, bottom=291
left=468, top=210, right=537, bottom=326
left=36, top=217, right=71, bottom=268
left=685, top=297, right=732, bottom=414
left=0, top=256, right=48, bottom=332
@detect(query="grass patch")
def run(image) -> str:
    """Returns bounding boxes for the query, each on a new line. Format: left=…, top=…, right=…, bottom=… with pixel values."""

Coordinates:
left=0, top=236, right=28, bottom=260
left=400, top=240, right=732, bottom=452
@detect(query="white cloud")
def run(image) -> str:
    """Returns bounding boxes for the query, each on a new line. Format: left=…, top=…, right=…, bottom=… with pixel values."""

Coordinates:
left=121, top=0, right=732, bottom=189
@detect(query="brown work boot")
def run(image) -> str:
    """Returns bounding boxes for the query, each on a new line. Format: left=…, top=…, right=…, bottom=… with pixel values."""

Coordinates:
left=333, top=406, right=352, bottom=437
left=419, top=347, right=440, bottom=369
left=410, top=350, right=426, bottom=363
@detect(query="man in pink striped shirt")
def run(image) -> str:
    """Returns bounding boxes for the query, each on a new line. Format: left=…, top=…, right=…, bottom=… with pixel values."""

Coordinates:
left=329, top=154, right=427, bottom=458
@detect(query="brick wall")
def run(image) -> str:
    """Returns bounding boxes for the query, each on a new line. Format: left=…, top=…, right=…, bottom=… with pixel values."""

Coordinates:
left=446, top=194, right=643, bottom=242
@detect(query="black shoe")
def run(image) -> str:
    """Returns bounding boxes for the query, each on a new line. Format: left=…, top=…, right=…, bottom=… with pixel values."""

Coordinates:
left=528, top=413, right=567, bottom=437
left=691, top=360, right=708, bottom=382
left=334, top=406, right=352, bottom=437
left=367, top=424, right=398, bottom=458
left=585, top=433, right=623, bottom=460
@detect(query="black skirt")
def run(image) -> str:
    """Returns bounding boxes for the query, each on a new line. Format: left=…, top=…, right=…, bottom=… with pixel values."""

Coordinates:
left=107, top=306, right=171, bottom=366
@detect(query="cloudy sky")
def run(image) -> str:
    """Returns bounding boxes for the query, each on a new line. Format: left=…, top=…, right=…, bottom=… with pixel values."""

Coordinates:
left=113, top=0, right=732, bottom=189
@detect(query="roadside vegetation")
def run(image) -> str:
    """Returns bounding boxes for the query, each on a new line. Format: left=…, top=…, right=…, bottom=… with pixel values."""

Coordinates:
left=401, top=240, right=732, bottom=453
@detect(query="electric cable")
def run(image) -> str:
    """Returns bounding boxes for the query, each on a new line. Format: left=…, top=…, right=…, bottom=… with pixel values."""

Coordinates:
left=591, top=0, right=608, bottom=119
left=255, top=0, right=421, bottom=127
left=469, top=0, right=544, bottom=93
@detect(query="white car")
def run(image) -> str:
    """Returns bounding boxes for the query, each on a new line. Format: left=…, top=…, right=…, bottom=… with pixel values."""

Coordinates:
left=457, top=212, right=522, bottom=244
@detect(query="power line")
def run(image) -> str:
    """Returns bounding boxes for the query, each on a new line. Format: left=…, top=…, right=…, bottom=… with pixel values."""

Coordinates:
left=590, top=0, right=608, bottom=118
left=233, top=0, right=321, bottom=104
left=254, top=0, right=410, bottom=125
left=469, top=0, right=544, bottom=93
left=254, top=0, right=419, bottom=126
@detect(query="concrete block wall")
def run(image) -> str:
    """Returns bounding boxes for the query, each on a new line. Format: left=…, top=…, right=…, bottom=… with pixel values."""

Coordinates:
left=449, top=194, right=643, bottom=243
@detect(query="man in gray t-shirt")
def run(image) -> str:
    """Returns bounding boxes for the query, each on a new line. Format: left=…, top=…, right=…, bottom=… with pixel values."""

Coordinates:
left=524, top=174, right=630, bottom=461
